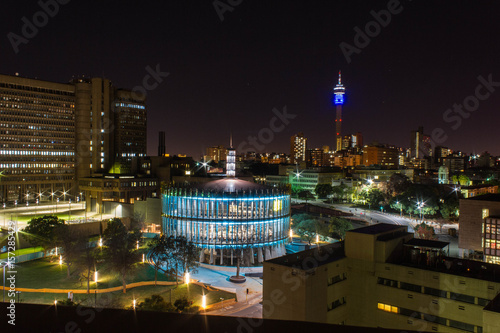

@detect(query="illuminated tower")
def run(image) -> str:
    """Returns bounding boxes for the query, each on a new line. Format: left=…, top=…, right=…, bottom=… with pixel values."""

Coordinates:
left=333, top=71, right=346, bottom=151
left=226, top=135, right=236, bottom=177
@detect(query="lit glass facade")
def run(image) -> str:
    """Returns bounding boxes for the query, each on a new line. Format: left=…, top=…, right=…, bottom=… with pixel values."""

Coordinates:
left=162, top=185, right=290, bottom=250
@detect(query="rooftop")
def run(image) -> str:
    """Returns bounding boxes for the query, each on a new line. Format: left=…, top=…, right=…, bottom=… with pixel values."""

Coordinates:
left=266, top=242, right=345, bottom=268
left=348, top=223, right=405, bottom=235
left=462, top=184, right=499, bottom=190
left=192, top=178, right=271, bottom=192
left=464, top=193, right=500, bottom=202
left=404, top=238, right=450, bottom=249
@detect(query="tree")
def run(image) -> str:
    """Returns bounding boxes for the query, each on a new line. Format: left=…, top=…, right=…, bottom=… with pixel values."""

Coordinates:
left=332, top=185, right=349, bottom=202
left=148, top=235, right=169, bottom=286
left=386, top=174, right=411, bottom=197
left=23, top=215, right=64, bottom=257
left=315, top=184, right=332, bottom=199
left=102, top=219, right=141, bottom=293
left=329, top=217, right=352, bottom=240
left=293, top=214, right=328, bottom=244
left=298, top=190, right=315, bottom=202
left=78, top=240, right=97, bottom=294
left=414, top=223, right=436, bottom=240
left=54, top=225, right=85, bottom=278
left=439, top=190, right=462, bottom=221
left=174, top=297, right=190, bottom=312
left=365, top=189, right=385, bottom=209
left=170, top=236, right=199, bottom=285
left=137, top=294, right=175, bottom=312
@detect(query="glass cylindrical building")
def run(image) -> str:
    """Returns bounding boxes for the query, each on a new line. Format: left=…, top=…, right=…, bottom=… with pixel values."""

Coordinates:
left=162, top=178, right=290, bottom=265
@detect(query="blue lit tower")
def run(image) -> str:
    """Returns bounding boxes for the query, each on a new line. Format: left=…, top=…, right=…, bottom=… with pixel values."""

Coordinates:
left=333, top=71, right=346, bottom=151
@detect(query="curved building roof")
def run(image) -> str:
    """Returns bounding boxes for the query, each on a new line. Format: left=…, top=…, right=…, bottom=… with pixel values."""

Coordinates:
left=192, top=178, right=270, bottom=193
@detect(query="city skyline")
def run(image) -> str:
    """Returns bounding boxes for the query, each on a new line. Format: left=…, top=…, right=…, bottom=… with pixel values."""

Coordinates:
left=0, top=1, right=498, bottom=158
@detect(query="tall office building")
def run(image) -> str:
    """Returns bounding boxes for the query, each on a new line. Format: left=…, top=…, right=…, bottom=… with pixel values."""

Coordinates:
left=0, top=73, right=147, bottom=203
left=333, top=71, right=346, bottom=151
left=290, top=132, right=307, bottom=164
left=410, top=126, right=432, bottom=159
left=113, top=89, right=147, bottom=167
left=158, top=131, right=166, bottom=156
left=0, top=74, right=76, bottom=202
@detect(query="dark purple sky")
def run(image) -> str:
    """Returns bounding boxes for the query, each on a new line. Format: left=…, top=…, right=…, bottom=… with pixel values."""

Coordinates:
left=1, top=0, right=499, bottom=158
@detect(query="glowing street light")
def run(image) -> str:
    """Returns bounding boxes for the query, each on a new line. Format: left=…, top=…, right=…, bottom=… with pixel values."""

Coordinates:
left=59, top=255, right=62, bottom=266
left=136, top=240, right=139, bottom=250
left=54, top=300, right=57, bottom=306
left=289, top=228, right=293, bottom=239
left=133, top=299, right=136, bottom=309
left=185, top=272, right=190, bottom=285
left=316, top=234, right=320, bottom=243
left=202, top=294, right=207, bottom=309
left=94, top=271, right=98, bottom=283
left=99, top=237, right=103, bottom=247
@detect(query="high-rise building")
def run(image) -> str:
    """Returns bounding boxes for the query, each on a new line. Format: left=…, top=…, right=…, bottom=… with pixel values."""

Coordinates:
left=410, top=126, right=432, bottom=159
left=290, top=132, right=307, bottom=164
left=306, top=148, right=324, bottom=168
left=158, top=131, right=166, bottom=156
left=0, top=74, right=148, bottom=203
left=113, top=89, right=147, bottom=167
left=333, top=71, right=345, bottom=151
left=0, top=74, right=75, bottom=203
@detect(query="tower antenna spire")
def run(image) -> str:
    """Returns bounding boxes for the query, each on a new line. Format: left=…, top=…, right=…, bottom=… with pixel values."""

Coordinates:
left=230, top=132, right=233, bottom=148
left=338, top=70, right=342, bottom=84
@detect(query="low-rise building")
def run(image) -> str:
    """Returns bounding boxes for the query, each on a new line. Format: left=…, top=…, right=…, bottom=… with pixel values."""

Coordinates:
left=461, top=184, right=499, bottom=199
left=264, top=223, right=500, bottom=332
left=459, top=194, right=500, bottom=259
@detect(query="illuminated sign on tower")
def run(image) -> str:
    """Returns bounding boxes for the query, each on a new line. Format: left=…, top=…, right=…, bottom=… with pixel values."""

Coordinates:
left=333, top=71, right=346, bottom=151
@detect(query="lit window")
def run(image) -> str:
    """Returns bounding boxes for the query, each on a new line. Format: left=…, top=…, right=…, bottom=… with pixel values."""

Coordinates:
left=378, top=302, right=399, bottom=314
left=482, top=209, right=490, bottom=219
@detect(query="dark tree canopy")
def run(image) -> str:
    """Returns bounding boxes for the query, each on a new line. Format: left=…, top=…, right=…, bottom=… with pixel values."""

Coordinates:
left=23, top=215, right=65, bottom=255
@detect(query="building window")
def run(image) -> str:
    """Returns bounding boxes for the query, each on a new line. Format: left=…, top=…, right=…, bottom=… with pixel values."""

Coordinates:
left=377, top=302, right=399, bottom=314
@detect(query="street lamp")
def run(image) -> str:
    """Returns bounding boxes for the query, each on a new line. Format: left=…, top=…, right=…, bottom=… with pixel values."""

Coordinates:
left=202, top=294, right=207, bottom=310
left=94, top=270, right=98, bottom=283
left=185, top=272, right=190, bottom=285
left=396, top=201, right=402, bottom=217
left=56, top=198, right=59, bottom=213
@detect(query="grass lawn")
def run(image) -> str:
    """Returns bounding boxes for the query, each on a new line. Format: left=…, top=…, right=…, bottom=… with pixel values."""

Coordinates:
left=0, top=246, right=43, bottom=259
left=14, top=257, right=175, bottom=290
left=17, top=283, right=234, bottom=309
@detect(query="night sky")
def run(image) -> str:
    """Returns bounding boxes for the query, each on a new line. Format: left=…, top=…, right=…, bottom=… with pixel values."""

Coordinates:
left=1, top=0, right=499, bottom=158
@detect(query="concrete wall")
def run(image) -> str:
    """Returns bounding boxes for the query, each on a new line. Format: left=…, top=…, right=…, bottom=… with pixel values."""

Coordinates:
left=134, top=198, right=162, bottom=225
